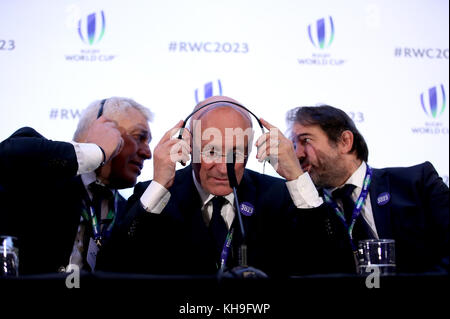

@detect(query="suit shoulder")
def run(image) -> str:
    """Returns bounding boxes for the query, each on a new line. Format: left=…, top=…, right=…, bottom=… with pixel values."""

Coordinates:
left=7, top=127, right=45, bottom=139
left=375, top=161, right=437, bottom=175
left=373, top=161, right=443, bottom=189
left=244, top=169, right=286, bottom=188
left=133, top=166, right=192, bottom=197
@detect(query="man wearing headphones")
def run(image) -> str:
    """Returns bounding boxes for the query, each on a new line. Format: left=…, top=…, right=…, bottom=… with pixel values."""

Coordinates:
left=101, top=96, right=344, bottom=276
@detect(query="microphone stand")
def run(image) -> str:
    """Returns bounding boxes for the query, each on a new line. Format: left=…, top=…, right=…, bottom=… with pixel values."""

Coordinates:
left=217, top=152, right=268, bottom=280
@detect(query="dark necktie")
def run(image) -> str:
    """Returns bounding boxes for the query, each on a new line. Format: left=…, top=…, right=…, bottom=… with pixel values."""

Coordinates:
left=88, top=182, right=114, bottom=222
left=209, top=196, right=228, bottom=264
left=80, top=182, right=114, bottom=271
left=332, top=184, right=371, bottom=241
left=332, top=184, right=356, bottom=224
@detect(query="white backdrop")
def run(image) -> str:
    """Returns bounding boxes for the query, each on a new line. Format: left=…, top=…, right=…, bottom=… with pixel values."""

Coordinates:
left=1, top=0, right=448, bottom=198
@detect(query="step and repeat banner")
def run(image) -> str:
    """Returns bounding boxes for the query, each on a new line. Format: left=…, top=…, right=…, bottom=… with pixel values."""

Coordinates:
left=1, top=0, right=449, bottom=196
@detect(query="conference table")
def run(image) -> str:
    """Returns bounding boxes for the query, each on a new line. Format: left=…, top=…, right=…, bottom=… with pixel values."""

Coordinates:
left=1, top=271, right=448, bottom=317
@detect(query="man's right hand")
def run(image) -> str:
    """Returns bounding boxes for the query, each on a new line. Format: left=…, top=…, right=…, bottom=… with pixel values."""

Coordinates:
left=153, top=120, right=191, bottom=189
left=85, top=116, right=124, bottom=163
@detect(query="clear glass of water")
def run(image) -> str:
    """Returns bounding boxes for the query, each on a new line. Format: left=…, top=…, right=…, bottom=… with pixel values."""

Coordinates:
left=357, top=239, right=396, bottom=275
left=1, top=236, right=19, bottom=277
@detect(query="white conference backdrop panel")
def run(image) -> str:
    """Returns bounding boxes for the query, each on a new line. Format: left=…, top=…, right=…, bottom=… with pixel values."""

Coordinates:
left=1, top=0, right=448, bottom=198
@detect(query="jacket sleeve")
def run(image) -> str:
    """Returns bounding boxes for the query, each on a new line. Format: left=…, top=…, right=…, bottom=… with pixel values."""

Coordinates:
left=422, top=161, right=450, bottom=273
left=286, top=201, right=356, bottom=275
left=0, top=127, right=78, bottom=186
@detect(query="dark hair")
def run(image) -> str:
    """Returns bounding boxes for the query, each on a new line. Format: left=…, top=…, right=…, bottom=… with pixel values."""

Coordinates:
left=286, top=105, right=369, bottom=162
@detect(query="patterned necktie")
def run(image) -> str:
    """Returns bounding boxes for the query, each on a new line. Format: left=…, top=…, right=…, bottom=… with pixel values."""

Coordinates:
left=209, top=196, right=228, bottom=265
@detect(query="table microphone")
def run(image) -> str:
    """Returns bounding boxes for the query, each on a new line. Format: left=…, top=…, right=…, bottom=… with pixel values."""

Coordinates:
left=217, top=151, right=268, bottom=279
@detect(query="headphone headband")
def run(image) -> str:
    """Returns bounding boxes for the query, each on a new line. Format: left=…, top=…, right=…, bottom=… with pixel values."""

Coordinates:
left=178, top=100, right=264, bottom=139
left=97, top=99, right=107, bottom=118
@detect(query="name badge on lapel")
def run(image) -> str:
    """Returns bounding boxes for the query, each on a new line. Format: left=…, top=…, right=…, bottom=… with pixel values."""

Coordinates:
left=240, top=202, right=255, bottom=216
left=377, top=192, right=391, bottom=206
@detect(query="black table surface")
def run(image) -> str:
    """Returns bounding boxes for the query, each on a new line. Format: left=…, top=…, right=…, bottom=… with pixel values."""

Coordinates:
left=1, top=271, right=448, bottom=317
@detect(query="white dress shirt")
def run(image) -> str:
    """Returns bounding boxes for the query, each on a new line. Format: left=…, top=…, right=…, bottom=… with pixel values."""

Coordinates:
left=70, top=141, right=104, bottom=175
left=288, top=162, right=379, bottom=239
left=141, top=171, right=236, bottom=229
left=327, top=162, right=379, bottom=239
left=192, top=171, right=236, bottom=229
left=66, top=142, right=114, bottom=271
left=140, top=169, right=323, bottom=225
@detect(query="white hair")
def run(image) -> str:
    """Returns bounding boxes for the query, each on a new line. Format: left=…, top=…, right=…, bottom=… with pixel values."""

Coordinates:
left=73, top=97, right=154, bottom=141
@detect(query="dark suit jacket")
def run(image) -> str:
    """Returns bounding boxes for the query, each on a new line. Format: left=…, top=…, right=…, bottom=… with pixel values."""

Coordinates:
left=332, top=161, right=449, bottom=273
left=0, top=127, right=127, bottom=274
left=99, top=165, right=346, bottom=277
left=370, top=162, right=449, bottom=272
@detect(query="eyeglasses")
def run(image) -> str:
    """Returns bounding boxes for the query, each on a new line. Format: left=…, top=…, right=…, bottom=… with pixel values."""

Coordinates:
left=200, top=148, right=248, bottom=163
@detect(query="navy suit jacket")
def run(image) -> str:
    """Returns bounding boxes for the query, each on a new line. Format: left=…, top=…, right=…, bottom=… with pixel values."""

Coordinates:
left=99, top=165, right=345, bottom=276
left=333, top=162, right=449, bottom=273
left=0, top=127, right=127, bottom=274
left=370, top=162, right=449, bottom=272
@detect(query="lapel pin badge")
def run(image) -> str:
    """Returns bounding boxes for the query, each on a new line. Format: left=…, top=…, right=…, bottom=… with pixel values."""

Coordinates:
left=377, top=192, right=390, bottom=206
left=240, top=202, right=255, bottom=216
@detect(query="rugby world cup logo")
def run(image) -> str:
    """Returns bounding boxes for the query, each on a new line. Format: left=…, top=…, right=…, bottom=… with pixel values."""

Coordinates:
left=308, top=16, right=335, bottom=49
left=78, top=11, right=106, bottom=45
left=420, top=84, right=446, bottom=118
left=195, top=80, right=223, bottom=103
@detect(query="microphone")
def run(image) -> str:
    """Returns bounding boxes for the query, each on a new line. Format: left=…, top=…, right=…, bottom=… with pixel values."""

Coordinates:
left=226, top=152, right=246, bottom=248
left=218, top=151, right=268, bottom=279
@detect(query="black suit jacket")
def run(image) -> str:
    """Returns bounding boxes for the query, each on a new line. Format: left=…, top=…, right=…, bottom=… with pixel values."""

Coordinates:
left=330, top=162, right=449, bottom=273
left=99, top=165, right=345, bottom=276
left=0, top=127, right=127, bottom=274
left=369, top=162, right=449, bottom=272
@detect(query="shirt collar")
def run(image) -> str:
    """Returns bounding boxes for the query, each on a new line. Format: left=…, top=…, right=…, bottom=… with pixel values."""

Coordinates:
left=192, top=170, right=235, bottom=208
left=345, top=161, right=367, bottom=190
left=80, top=172, right=115, bottom=196
left=327, top=161, right=367, bottom=193
left=81, top=171, right=97, bottom=188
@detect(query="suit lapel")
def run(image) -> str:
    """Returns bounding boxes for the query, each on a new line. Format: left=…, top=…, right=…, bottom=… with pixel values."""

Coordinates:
left=169, top=166, right=214, bottom=250
left=369, top=168, right=393, bottom=239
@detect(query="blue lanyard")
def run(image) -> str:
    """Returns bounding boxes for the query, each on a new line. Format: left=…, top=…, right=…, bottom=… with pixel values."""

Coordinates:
left=81, top=189, right=118, bottom=247
left=217, top=191, right=241, bottom=270
left=323, top=165, right=372, bottom=251
left=219, top=228, right=234, bottom=270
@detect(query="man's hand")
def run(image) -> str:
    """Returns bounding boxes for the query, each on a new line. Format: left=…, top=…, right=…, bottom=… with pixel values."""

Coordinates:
left=85, top=116, right=124, bottom=163
left=255, top=118, right=303, bottom=181
left=153, top=120, right=191, bottom=189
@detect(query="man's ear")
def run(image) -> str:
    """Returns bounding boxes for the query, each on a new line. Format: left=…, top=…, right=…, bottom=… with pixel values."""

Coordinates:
left=339, top=130, right=354, bottom=154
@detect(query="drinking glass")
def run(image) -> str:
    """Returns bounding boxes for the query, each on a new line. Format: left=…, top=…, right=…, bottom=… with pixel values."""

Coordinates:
left=357, top=239, right=396, bottom=275
left=0, top=236, right=19, bottom=277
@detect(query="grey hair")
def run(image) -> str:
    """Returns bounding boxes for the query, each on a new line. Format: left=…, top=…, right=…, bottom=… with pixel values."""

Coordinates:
left=73, top=97, right=154, bottom=141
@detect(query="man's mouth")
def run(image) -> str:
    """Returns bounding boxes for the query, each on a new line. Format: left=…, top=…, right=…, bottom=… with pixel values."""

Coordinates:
left=130, top=161, right=143, bottom=171
left=301, top=163, right=311, bottom=172
left=211, top=176, right=228, bottom=183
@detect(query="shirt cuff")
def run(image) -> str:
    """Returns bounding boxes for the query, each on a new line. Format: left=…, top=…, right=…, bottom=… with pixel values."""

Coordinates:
left=285, top=172, right=324, bottom=208
left=70, top=142, right=103, bottom=175
left=140, top=181, right=171, bottom=214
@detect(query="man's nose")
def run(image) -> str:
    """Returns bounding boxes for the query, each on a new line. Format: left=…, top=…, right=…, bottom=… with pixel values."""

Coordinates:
left=139, top=143, right=152, bottom=160
left=215, top=161, right=228, bottom=176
